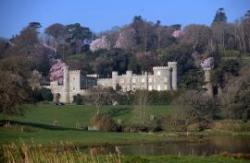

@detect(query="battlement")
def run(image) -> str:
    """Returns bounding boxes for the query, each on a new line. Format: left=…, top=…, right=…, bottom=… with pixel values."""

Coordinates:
left=153, top=66, right=170, bottom=70
left=168, top=62, right=177, bottom=66
left=49, top=60, right=178, bottom=104
left=69, top=70, right=81, bottom=74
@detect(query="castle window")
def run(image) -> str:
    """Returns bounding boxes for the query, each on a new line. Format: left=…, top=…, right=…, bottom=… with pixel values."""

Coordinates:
left=149, top=85, right=152, bottom=91
left=157, top=85, right=161, bottom=91
left=149, top=78, right=152, bottom=83
left=73, top=87, right=75, bottom=90
left=157, top=71, right=161, bottom=76
left=141, top=78, right=145, bottom=83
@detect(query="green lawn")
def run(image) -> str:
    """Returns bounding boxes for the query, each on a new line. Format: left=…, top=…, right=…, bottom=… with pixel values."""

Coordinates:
left=0, top=104, right=171, bottom=128
left=0, top=104, right=172, bottom=145
left=0, top=127, right=177, bottom=145
left=1, top=104, right=250, bottom=162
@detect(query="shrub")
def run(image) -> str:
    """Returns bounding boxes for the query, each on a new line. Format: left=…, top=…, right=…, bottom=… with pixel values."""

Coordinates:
left=222, top=49, right=240, bottom=57
left=90, top=113, right=117, bottom=132
left=147, top=90, right=180, bottom=105
left=218, top=66, right=250, bottom=120
left=122, top=116, right=163, bottom=133
left=187, top=123, right=203, bottom=132
left=212, top=120, right=250, bottom=132
left=32, top=88, right=53, bottom=102
left=161, top=114, right=187, bottom=132
left=122, top=123, right=149, bottom=132
left=169, top=90, right=217, bottom=131
left=73, top=94, right=84, bottom=105
left=40, top=88, right=53, bottom=101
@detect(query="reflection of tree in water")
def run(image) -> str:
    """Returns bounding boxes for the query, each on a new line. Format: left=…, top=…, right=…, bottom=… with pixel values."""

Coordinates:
left=210, top=136, right=250, bottom=153
left=84, top=137, right=250, bottom=156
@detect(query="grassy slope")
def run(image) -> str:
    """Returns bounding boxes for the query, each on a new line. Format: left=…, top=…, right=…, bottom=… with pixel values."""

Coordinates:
left=0, top=104, right=171, bottom=128
left=1, top=104, right=250, bottom=145
left=0, top=104, right=172, bottom=144
left=0, top=127, right=176, bottom=145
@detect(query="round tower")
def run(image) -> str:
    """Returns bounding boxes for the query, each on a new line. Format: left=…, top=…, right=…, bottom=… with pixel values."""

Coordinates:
left=112, top=71, right=118, bottom=90
left=168, top=62, right=177, bottom=90
left=153, top=66, right=171, bottom=91
left=204, top=70, right=213, bottom=97
left=63, top=65, right=70, bottom=103
left=201, top=57, right=214, bottom=97
left=126, top=70, right=132, bottom=91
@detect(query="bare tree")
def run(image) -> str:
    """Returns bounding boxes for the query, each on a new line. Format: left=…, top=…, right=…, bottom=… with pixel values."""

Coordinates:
left=219, top=66, right=250, bottom=120
left=171, top=90, right=217, bottom=130
left=133, top=90, right=149, bottom=125
left=181, top=24, right=212, bottom=53
left=0, top=70, right=29, bottom=115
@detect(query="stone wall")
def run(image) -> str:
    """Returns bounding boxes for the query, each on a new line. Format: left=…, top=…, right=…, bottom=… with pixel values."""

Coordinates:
left=97, top=62, right=178, bottom=92
left=49, top=62, right=178, bottom=103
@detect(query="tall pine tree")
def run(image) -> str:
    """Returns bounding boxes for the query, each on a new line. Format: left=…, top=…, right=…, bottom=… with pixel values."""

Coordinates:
left=212, top=8, right=227, bottom=25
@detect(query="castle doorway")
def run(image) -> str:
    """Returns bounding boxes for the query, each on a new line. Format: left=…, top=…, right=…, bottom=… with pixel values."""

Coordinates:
left=55, top=93, right=61, bottom=104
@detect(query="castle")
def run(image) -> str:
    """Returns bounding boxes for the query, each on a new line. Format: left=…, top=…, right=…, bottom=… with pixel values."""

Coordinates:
left=98, top=62, right=177, bottom=92
left=48, top=61, right=177, bottom=103
left=49, top=65, right=97, bottom=103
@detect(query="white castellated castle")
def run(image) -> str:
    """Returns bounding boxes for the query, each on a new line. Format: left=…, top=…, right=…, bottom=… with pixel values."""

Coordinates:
left=49, top=65, right=97, bottom=103
left=49, top=61, right=177, bottom=103
left=98, top=62, right=177, bottom=92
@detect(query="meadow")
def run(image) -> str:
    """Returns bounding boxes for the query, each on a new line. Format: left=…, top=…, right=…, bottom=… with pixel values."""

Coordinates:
left=0, top=104, right=171, bottom=128
left=1, top=104, right=250, bottom=162
left=0, top=104, right=172, bottom=145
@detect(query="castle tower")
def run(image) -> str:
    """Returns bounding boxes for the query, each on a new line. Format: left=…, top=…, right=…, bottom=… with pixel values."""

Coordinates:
left=112, top=71, right=118, bottom=90
left=166, top=68, right=171, bottom=90
left=204, top=70, right=213, bottom=97
left=69, top=70, right=81, bottom=92
left=68, top=70, right=81, bottom=102
left=62, top=65, right=70, bottom=103
left=126, top=70, right=132, bottom=91
left=168, top=62, right=177, bottom=90
left=153, top=66, right=171, bottom=91
left=201, top=57, right=214, bottom=97
left=145, top=71, right=148, bottom=90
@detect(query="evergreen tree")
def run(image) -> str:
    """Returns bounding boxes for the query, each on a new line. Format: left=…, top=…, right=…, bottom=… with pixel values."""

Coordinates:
left=243, top=10, right=250, bottom=21
left=212, top=8, right=227, bottom=25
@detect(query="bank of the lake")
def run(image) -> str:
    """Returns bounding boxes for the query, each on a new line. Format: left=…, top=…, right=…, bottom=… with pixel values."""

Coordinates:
left=1, top=142, right=250, bottom=163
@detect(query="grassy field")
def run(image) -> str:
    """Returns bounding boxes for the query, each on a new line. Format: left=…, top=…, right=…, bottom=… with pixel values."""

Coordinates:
left=1, top=104, right=250, bottom=145
left=0, top=104, right=173, bottom=145
left=0, top=127, right=175, bottom=145
left=1, top=104, right=250, bottom=162
left=0, top=104, right=171, bottom=128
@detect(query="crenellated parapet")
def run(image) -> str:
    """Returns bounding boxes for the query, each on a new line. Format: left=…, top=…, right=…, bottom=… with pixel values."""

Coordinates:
left=153, top=66, right=170, bottom=70
left=97, top=63, right=178, bottom=92
left=168, top=62, right=177, bottom=66
left=48, top=61, right=179, bottom=104
left=69, top=70, right=81, bottom=73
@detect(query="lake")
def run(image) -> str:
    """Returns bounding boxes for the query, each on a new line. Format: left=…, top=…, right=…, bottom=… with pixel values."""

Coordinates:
left=81, top=136, right=250, bottom=156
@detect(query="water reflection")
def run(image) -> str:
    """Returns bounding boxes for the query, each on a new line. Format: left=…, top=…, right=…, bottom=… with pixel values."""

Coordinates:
left=83, top=136, right=250, bottom=156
